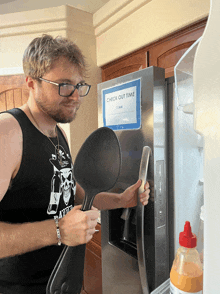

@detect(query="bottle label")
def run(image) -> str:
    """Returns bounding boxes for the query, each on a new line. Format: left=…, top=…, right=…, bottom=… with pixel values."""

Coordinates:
left=170, top=281, right=203, bottom=294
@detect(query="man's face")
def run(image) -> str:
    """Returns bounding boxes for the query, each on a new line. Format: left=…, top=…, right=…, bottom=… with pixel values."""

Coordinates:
left=34, top=57, right=85, bottom=123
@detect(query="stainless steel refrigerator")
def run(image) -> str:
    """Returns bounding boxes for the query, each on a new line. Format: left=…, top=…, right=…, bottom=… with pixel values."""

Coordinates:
left=97, top=64, right=203, bottom=293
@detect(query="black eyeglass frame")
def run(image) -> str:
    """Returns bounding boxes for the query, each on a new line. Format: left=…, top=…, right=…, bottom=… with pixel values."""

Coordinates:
left=38, top=77, right=91, bottom=97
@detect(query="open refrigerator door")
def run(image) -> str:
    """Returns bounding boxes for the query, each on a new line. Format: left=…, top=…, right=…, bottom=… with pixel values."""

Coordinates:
left=151, top=36, right=205, bottom=294
left=173, top=37, right=204, bottom=254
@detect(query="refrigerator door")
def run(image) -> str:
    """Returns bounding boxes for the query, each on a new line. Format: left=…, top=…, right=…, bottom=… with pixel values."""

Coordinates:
left=173, top=39, right=204, bottom=252
left=98, top=66, right=169, bottom=293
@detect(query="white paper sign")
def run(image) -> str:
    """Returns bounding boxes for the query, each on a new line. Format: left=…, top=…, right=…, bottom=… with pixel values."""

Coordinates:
left=102, top=79, right=141, bottom=130
left=105, top=86, right=137, bottom=126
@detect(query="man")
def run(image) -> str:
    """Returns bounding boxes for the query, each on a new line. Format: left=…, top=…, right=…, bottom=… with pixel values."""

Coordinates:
left=0, top=34, right=150, bottom=294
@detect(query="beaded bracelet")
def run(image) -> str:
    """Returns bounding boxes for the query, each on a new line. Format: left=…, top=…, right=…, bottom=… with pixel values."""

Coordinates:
left=54, top=216, right=62, bottom=246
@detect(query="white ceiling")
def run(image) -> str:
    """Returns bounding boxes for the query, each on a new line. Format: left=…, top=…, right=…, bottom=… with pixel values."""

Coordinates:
left=0, top=0, right=111, bottom=14
left=0, top=0, right=15, bottom=3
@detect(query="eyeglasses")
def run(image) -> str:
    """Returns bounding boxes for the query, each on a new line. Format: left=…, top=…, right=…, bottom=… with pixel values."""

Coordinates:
left=38, top=77, right=91, bottom=97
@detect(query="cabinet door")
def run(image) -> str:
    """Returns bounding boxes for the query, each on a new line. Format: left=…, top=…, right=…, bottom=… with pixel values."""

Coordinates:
left=0, top=75, right=28, bottom=111
left=82, top=223, right=102, bottom=294
left=101, top=19, right=207, bottom=82
left=102, top=50, right=148, bottom=81
left=148, top=20, right=206, bottom=78
left=83, top=242, right=102, bottom=294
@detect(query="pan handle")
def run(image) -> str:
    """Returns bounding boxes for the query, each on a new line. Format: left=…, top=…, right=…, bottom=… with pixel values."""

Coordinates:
left=136, top=146, right=152, bottom=294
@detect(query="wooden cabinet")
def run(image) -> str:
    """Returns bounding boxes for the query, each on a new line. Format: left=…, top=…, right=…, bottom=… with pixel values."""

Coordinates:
left=101, top=18, right=207, bottom=81
left=81, top=223, right=102, bottom=294
left=148, top=19, right=207, bottom=78
left=102, top=50, right=148, bottom=82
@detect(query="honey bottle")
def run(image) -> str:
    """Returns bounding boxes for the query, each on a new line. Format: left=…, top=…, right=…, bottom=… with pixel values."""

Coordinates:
left=170, top=221, right=203, bottom=293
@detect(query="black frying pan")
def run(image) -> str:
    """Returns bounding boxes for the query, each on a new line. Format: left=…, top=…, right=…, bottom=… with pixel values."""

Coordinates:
left=46, top=127, right=121, bottom=294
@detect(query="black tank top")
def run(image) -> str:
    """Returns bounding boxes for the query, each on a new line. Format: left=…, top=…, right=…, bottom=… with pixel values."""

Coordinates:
left=0, top=108, right=76, bottom=294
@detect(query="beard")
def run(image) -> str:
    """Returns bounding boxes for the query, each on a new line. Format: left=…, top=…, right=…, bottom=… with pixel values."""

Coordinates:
left=35, top=97, right=80, bottom=123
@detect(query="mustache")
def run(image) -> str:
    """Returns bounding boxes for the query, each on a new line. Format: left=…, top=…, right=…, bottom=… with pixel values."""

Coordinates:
left=61, top=102, right=80, bottom=108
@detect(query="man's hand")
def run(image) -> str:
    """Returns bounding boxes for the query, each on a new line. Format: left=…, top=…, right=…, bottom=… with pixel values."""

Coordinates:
left=59, top=205, right=99, bottom=247
left=120, top=180, right=150, bottom=208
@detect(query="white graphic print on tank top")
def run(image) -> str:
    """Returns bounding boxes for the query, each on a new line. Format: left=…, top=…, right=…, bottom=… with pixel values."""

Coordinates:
left=47, top=145, right=76, bottom=219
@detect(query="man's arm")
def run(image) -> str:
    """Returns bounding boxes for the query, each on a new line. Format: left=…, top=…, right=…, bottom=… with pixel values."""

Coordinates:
left=0, top=113, right=22, bottom=203
left=0, top=220, right=58, bottom=259
left=75, top=180, right=150, bottom=211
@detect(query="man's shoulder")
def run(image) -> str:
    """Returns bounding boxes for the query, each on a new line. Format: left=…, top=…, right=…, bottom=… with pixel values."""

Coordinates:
left=0, top=111, right=22, bottom=137
left=0, top=111, right=23, bottom=201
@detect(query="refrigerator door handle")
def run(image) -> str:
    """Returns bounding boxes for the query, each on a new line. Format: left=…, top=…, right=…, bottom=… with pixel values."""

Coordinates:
left=136, top=146, right=152, bottom=294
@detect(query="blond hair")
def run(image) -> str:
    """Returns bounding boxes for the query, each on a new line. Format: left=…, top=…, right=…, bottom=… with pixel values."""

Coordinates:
left=23, top=34, right=86, bottom=78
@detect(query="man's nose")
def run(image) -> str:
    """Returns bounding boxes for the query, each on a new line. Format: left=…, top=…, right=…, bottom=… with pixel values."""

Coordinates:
left=69, top=89, right=81, bottom=101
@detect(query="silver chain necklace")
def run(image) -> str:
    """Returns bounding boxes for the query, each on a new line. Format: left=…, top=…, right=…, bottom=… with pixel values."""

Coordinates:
left=27, top=105, right=63, bottom=165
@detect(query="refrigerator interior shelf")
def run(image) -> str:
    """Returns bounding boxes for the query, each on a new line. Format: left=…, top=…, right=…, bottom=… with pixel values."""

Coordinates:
left=150, top=278, right=170, bottom=294
left=177, top=102, right=194, bottom=114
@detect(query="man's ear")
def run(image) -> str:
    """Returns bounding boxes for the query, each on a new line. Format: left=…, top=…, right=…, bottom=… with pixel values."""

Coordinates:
left=25, top=76, right=35, bottom=90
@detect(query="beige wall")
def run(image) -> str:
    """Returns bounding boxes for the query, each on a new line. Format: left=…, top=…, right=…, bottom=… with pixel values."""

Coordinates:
left=66, top=6, right=101, bottom=160
left=94, top=0, right=210, bottom=67
left=0, top=5, right=101, bottom=160
left=0, top=6, right=67, bottom=73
